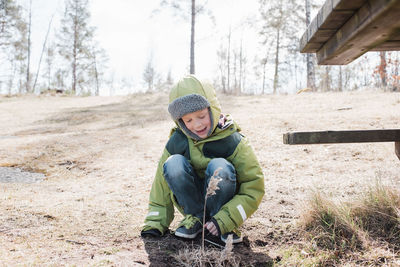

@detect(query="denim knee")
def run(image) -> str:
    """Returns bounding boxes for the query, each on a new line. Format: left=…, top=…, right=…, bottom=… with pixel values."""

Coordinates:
left=205, top=158, right=236, bottom=217
left=206, top=158, right=236, bottom=182
left=163, top=154, right=190, bottom=183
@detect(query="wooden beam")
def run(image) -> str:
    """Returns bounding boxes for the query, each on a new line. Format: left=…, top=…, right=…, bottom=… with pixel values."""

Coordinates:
left=371, top=28, right=400, bottom=50
left=283, top=129, right=400, bottom=145
left=372, top=41, right=400, bottom=51
left=316, top=0, right=400, bottom=65
left=300, top=0, right=364, bottom=53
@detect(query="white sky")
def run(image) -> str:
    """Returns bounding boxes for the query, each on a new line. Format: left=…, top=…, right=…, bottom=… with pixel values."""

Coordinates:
left=27, top=0, right=260, bottom=93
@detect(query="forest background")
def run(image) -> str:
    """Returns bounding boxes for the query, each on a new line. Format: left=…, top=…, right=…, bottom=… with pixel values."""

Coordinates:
left=1, top=0, right=399, bottom=96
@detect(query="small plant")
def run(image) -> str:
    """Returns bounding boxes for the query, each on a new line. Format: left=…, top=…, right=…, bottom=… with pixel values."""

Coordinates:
left=202, top=167, right=222, bottom=252
left=173, top=168, right=241, bottom=266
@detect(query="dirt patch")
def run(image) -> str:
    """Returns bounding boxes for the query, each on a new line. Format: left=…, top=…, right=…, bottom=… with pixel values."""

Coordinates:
left=0, top=92, right=399, bottom=265
left=0, top=167, right=45, bottom=183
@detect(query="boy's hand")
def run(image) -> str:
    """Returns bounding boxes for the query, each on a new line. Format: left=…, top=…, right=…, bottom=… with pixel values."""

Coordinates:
left=204, top=221, right=219, bottom=236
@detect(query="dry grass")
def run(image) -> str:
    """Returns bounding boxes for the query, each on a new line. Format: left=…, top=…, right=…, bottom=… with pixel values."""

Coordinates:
left=300, top=191, right=366, bottom=253
left=351, top=179, right=400, bottom=249
left=298, top=179, right=400, bottom=265
left=174, top=236, right=240, bottom=267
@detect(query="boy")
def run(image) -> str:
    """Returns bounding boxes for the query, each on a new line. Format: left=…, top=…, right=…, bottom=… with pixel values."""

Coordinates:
left=141, top=75, right=264, bottom=244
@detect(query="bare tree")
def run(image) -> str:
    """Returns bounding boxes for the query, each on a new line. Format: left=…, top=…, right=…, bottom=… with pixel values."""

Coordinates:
left=33, top=12, right=55, bottom=93
left=158, top=0, right=213, bottom=74
left=43, top=42, right=56, bottom=91
left=88, top=44, right=108, bottom=95
left=25, top=0, right=31, bottom=93
left=216, top=42, right=227, bottom=92
left=143, top=54, right=158, bottom=92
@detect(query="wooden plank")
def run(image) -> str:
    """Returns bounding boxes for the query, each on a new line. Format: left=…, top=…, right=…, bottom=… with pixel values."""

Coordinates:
left=372, top=41, right=400, bottom=51
left=300, top=0, right=364, bottom=53
left=283, top=129, right=400, bottom=145
left=318, top=10, right=354, bottom=29
left=316, top=0, right=400, bottom=65
left=333, top=0, right=367, bottom=10
left=371, top=28, right=400, bottom=50
left=301, top=29, right=336, bottom=53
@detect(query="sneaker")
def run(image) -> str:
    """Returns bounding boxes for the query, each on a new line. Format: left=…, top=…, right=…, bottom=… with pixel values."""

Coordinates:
left=221, top=232, right=243, bottom=244
left=204, top=231, right=226, bottom=248
left=175, top=215, right=203, bottom=239
left=141, top=229, right=162, bottom=238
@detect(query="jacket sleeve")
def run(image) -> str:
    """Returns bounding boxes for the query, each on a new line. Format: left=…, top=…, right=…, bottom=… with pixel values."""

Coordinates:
left=213, top=137, right=265, bottom=234
left=142, top=148, right=174, bottom=235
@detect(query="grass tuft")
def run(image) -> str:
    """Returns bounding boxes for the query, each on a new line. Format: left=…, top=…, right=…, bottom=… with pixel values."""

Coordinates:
left=300, top=180, right=400, bottom=257
left=351, top=180, right=400, bottom=249
left=300, top=191, right=365, bottom=253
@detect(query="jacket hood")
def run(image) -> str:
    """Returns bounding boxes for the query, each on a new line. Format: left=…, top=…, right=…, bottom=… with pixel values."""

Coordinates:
left=168, top=75, right=221, bottom=140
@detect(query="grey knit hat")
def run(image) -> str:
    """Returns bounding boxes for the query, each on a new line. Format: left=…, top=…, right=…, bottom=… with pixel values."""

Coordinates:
left=168, top=94, right=210, bottom=121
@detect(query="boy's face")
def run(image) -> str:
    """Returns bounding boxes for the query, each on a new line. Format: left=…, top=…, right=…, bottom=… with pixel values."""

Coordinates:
left=181, top=108, right=211, bottom=139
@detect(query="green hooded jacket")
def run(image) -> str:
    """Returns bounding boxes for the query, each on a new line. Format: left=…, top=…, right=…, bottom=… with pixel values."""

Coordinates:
left=143, top=75, right=265, bottom=235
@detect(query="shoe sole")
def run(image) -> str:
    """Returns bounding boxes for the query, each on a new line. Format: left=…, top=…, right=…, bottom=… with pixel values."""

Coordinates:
left=221, top=235, right=243, bottom=244
left=174, top=228, right=202, bottom=239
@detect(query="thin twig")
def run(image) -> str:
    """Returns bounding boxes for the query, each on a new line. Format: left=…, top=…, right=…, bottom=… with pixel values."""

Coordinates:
left=201, top=167, right=222, bottom=253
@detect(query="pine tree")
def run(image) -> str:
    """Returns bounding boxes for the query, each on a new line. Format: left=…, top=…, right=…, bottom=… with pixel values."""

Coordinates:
left=0, top=0, right=28, bottom=94
left=57, top=0, right=105, bottom=95
left=259, top=0, right=304, bottom=94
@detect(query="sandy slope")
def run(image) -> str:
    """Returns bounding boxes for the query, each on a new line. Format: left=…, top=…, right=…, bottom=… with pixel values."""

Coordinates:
left=0, top=92, right=399, bottom=265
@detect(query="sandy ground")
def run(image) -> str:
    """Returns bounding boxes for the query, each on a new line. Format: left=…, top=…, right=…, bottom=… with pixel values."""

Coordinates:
left=0, top=92, right=399, bottom=266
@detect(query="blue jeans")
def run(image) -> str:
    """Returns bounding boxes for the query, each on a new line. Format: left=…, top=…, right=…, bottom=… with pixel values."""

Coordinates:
left=163, top=154, right=236, bottom=220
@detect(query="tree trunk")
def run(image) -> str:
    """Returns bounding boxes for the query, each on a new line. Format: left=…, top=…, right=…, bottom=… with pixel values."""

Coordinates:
left=324, top=66, right=331, bottom=92
left=262, top=61, right=266, bottom=94
left=338, top=66, right=343, bottom=91
left=273, top=28, right=280, bottom=94
left=72, top=10, right=78, bottom=94
left=33, top=13, right=54, bottom=93
left=379, top=51, right=387, bottom=89
left=190, top=0, right=195, bottom=74
left=233, top=50, right=237, bottom=93
left=238, top=39, right=243, bottom=95
left=26, top=0, right=32, bottom=93
left=93, top=51, right=99, bottom=96
left=305, top=0, right=316, bottom=91
left=394, top=53, right=399, bottom=91
left=227, top=26, right=231, bottom=93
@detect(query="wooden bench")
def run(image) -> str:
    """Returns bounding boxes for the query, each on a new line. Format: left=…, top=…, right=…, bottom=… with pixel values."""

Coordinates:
left=283, top=130, right=400, bottom=160
left=285, top=0, right=400, bottom=160
left=300, top=0, right=400, bottom=65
